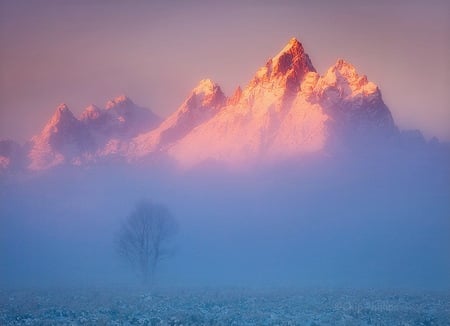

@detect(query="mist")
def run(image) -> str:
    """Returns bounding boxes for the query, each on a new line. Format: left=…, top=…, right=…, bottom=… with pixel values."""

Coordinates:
left=1, top=144, right=449, bottom=291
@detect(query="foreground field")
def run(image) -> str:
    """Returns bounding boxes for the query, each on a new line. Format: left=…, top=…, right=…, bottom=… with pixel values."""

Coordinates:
left=1, top=288, right=449, bottom=325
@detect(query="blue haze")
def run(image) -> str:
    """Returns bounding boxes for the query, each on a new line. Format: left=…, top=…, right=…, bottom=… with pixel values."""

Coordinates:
left=0, top=145, right=449, bottom=290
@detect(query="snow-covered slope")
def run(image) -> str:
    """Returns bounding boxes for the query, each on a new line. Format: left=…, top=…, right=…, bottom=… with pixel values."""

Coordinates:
left=128, top=79, right=225, bottom=159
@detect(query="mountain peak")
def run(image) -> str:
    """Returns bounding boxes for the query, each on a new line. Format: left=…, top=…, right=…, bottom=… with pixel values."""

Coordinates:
left=56, top=103, right=70, bottom=113
left=288, top=36, right=300, bottom=44
left=274, top=37, right=303, bottom=58
left=80, top=104, right=102, bottom=121
left=50, top=103, right=76, bottom=125
left=332, top=58, right=358, bottom=75
left=193, top=79, right=219, bottom=95
left=272, top=37, right=315, bottom=76
left=186, top=79, right=226, bottom=110
left=248, top=38, right=316, bottom=94
left=106, top=95, right=133, bottom=110
left=321, top=58, right=378, bottom=96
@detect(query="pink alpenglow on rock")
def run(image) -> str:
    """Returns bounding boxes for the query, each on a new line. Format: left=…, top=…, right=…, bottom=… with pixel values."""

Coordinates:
left=16, top=38, right=401, bottom=172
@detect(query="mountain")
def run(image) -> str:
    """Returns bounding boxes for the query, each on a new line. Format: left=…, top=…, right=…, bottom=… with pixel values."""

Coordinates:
left=28, top=104, right=93, bottom=170
left=27, top=98, right=160, bottom=170
left=4, top=37, right=436, bottom=173
left=128, top=79, right=225, bottom=159
left=81, top=95, right=160, bottom=139
left=313, top=59, right=397, bottom=146
left=168, top=38, right=397, bottom=167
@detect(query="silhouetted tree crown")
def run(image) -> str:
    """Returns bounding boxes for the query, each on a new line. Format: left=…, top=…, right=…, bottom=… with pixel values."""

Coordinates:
left=116, top=199, right=178, bottom=284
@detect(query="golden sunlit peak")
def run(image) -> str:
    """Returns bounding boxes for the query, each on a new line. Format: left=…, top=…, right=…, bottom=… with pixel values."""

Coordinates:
left=283, top=37, right=302, bottom=50
left=288, top=37, right=300, bottom=45
left=334, top=58, right=356, bottom=70
left=193, top=78, right=219, bottom=94
left=285, top=37, right=303, bottom=50
left=273, top=37, right=305, bottom=62
left=196, top=78, right=216, bottom=87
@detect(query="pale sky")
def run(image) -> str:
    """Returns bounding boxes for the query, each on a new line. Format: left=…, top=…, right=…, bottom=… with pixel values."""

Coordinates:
left=0, top=0, right=449, bottom=142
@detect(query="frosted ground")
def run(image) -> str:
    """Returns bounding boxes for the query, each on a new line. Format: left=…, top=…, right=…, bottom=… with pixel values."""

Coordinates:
left=1, top=287, right=448, bottom=325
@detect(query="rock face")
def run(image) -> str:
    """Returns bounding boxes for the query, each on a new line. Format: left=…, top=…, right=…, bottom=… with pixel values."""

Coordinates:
left=15, top=37, right=406, bottom=171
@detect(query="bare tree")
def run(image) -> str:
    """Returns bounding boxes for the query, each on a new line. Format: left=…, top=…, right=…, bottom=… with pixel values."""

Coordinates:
left=116, top=199, right=178, bottom=285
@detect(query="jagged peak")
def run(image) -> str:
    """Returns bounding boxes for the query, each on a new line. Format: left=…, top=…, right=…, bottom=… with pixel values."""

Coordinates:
left=193, top=79, right=220, bottom=96
left=192, top=78, right=225, bottom=100
left=106, top=94, right=134, bottom=110
left=184, top=79, right=226, bottom=110
left=56, top=103, right=70, bottom=113
left=249, top=38, right=316, bottom=92
left=329, top=59, right=371, bottom=87
left=273, top=37, right=315, bottom=74
left=80, top=104, right=102, bottom=121
left=52, top=103, right=76, bottom=120
left=289, top=36, right=300, bottom=45
left=227, top=86, right=242, bottom=105
left=334, top=59, right=375, bottom=90
left=331, top=58, right=358, bottom=76
left=273, top=37, right=304, bottom=60
left=319, top=58, right=379, bottom=98
left=84, top=104, right=100, bottom=112
left=44, top=103, right=78, bottom=131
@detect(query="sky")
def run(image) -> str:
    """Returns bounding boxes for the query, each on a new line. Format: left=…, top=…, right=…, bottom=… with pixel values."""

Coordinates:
left=0, top=0, right=449, bottom=143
